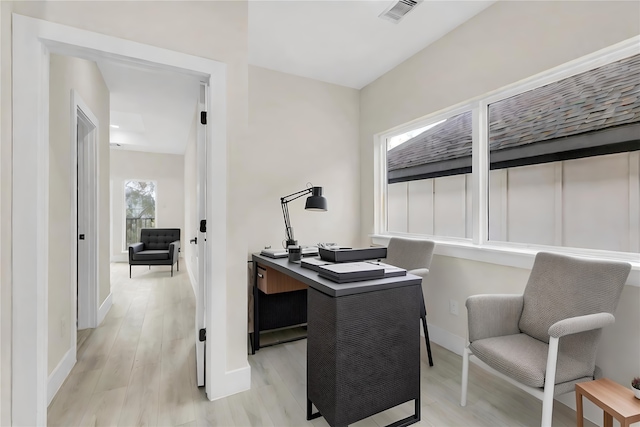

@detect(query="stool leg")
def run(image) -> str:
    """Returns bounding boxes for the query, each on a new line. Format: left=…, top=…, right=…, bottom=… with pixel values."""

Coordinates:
left=604, top=413, right=613, bottom=427
left=576, top=390, right=583, bottom=427
left=421, top=314, right=434, bottom=367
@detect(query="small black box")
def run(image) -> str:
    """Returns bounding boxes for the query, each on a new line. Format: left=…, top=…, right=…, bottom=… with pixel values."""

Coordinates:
left=318, top=247, right=387, bottom=263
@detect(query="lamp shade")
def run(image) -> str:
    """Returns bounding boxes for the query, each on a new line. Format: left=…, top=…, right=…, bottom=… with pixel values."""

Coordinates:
left=305, top=186, right=327, bottom=211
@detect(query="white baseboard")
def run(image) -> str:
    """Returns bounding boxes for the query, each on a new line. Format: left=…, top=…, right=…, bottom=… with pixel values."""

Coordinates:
left=422, top=321, right=466, bottom=356
left=47, top=346, right=76, bottom=406
left=97, top=293, right=113, bottom=326
left=110, top=253, right=127, bottom=263
left=208, top=364, right=251, bottom=402
left=186, top=257, right=197, bottom=297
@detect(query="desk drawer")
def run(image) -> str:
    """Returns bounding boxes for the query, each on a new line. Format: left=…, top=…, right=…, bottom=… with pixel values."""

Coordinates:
left=256, top=265, right=268, bottom=292
left=256, top=264, right=307, bottom=294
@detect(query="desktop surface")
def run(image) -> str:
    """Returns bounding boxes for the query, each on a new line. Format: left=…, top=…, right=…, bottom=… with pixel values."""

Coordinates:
left=252, top=253, right=421, bottom=298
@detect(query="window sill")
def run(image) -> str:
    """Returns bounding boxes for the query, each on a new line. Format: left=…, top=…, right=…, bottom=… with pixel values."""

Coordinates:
left=371, top=234, right=640, bottom=288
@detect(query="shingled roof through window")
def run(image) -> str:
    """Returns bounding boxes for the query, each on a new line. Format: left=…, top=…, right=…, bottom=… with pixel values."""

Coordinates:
left=387, top=54, right=640, bottom=180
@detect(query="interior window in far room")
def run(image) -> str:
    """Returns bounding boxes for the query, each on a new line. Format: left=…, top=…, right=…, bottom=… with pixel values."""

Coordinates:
left=488, top=54, right=640, bottom=253
left=124, top=180, right=156, bottom=248
left=386, top=111, right=472, bottom=239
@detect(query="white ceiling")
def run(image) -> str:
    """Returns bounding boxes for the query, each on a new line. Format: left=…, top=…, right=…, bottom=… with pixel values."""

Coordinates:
left=249, top=0, right=496, bottom=89
left=103, top=0, right=495, bottom=155
left=98, top=60, right=201, bottom=155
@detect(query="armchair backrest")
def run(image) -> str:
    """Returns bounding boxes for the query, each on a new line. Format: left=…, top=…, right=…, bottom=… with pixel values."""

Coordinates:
left=140, top=228, right=181, bottom=250
left=386, top=237, right=435, bottom=271
left=519, top=252, right=631, bottom=343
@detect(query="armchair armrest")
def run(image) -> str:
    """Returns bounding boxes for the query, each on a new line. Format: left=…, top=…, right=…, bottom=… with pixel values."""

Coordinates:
left=548, top=312, right=615, bottom=339
left=128, top=242, right=144, bottom=260
left=169, top=240, right=180, bottom=262
left=466, top=294, right=523, bottom=342
left=408, top=268, right=429, bottom=279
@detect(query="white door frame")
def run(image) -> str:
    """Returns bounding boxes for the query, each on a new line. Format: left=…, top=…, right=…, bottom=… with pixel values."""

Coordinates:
left=72, top=91, right=99, bottom=332
left=12, top=14, right=236, bottom=425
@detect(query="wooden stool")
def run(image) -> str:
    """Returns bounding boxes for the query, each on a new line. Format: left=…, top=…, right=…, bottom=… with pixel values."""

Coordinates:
left=575, top=378, right=640, bottom=427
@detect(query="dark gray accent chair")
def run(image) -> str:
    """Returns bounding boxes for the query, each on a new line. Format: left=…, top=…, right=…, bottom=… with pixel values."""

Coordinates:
left=128, top=228, right=181, bottom=278
left=385, top=237, right=436, bottom=367
left=460, top=252, right=631, bottom=427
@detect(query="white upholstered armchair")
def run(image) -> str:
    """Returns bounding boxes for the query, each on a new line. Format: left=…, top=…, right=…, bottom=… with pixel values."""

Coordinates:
left=460, top=252, right=631, bottom=427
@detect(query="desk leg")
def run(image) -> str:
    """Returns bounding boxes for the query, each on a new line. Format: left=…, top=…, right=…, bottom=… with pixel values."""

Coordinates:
left=252, top=261, right=260, bottom=354
left=604, top=412, right=613, bottom=427
left=576, top=390, right=583, bottom=427
left=307, top=399, right=322, bottom=421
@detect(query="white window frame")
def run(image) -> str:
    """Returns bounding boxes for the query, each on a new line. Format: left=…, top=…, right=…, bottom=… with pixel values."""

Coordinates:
left=376, top=103, right=476, bottom=240
left=374, top=35, right=640, bottom=285
left=123, top=178, right=158, bottom=251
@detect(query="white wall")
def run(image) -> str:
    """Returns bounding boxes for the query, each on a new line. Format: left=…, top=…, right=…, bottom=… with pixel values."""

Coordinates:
left=496, top=153, right=638, bottom=252
left=389, top=152, right=640, bottom=253
left=48, top=54, right=110, bottom=375
left=361, top=1, right=640, bottom=422
left=1, top=3, right=11, bottom=423
left=387, top=182, right=407, bottom=232
left=390, top=174, right=472, bottom=238
left=110, top=150, right=186, bottom=260
left=247, top=66, right=361, bottom=252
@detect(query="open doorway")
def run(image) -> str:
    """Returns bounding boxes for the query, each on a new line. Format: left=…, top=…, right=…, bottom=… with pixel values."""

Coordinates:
left=46, top=49, right=205, bottom=414
left=12, top=14, right=235, bottom=425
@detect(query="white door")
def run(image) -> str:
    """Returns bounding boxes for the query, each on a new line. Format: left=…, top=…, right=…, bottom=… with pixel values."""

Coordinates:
left=75, top=97, right=99, bottom=331
left=77, top=121, right=87, bottom=328
left=195, top=82, right=208, bottom=386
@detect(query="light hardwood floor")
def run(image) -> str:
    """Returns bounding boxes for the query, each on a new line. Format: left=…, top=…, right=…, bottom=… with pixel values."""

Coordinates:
left=48, top=262, right=594, bottom=427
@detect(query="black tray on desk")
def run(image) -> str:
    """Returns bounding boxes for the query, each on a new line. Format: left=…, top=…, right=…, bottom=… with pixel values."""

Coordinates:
left=317, top=262, right=385, bottom=283
left=319, top=247, right=387, bottom=263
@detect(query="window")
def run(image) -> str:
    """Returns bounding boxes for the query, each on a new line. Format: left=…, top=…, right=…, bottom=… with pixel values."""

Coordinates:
left=488, top=54, right=640, bottom=253
left=378, top=41, right=639, bottom=257
left=125, top=180, right=156, bottom=248
left=386, top=111, right=472, bottom=239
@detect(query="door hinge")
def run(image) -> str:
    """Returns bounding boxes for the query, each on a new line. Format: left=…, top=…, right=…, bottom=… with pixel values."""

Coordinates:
left=79, top=234, right=85, bottom=240
left=199, top=328, right=206, bottom=342
left=200, top=111, right=207, bottom=125
left=200, top=219, right=207, bottom=233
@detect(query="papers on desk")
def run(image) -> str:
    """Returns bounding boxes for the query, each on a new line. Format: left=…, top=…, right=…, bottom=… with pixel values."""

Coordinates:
left=261, top=246, right=319, bottom=259
left=260, top=248, right=288, bottom=258
left=300, top=257, right=334, bottom=272
left=317, top=262, right=407, bottom=283
left=365, top=261, right=407, bottom=278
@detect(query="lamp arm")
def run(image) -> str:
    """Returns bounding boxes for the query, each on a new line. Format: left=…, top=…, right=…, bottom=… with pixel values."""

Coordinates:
left=280, top=186, right=315, bottom=247
left=280, top=187, right=313, bottom=204
left=281, top=200, right=295, bottom=244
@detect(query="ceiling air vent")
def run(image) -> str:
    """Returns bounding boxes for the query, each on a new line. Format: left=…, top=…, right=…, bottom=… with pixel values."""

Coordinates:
left=379, top=0, right=421, bottom=24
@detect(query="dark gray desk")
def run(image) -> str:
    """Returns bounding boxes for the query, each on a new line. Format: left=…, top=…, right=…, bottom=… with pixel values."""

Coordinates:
left=251, top=253, right=422, bottom=427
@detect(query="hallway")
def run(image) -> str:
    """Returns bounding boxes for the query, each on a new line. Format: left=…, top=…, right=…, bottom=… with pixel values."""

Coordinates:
left=48, top=262, right=197, bottom=426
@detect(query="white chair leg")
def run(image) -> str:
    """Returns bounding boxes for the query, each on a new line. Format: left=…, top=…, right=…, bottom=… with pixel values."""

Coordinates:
left=461, top=346, right=470, bottom=406
left=541, top=336, right=559, bottom=427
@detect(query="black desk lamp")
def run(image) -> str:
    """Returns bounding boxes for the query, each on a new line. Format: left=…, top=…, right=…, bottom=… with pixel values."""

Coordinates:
left=281, top=185, right=327, bottom=247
